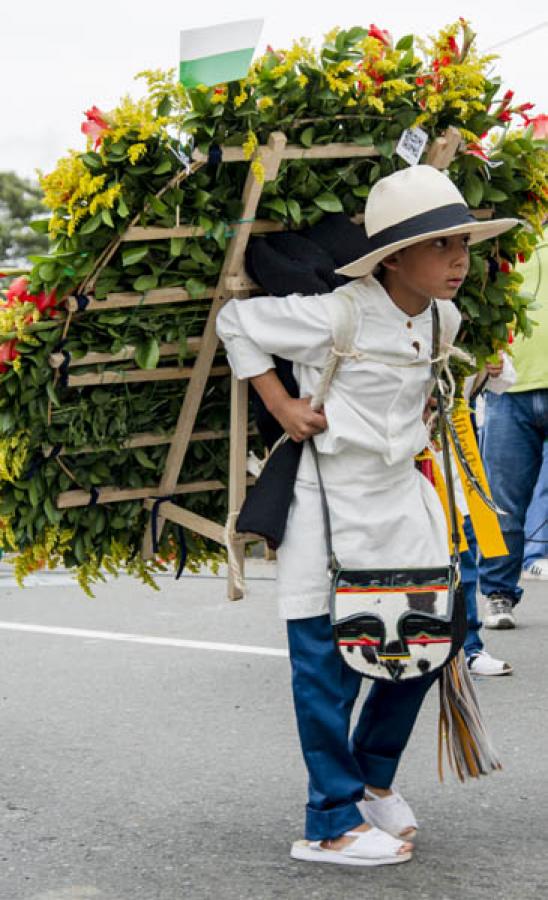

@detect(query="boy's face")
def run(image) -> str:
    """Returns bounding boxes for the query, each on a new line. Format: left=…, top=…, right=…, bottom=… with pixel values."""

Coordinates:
left=384, top=233, right=470, bottom=300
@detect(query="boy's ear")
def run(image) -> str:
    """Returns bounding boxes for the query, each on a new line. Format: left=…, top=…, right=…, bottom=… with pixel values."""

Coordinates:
left=381, top=250, right=402, bottom=272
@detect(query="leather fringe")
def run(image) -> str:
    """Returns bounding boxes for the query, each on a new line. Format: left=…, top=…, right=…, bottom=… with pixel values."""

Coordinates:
left=438, top=650, right=502, bottom=782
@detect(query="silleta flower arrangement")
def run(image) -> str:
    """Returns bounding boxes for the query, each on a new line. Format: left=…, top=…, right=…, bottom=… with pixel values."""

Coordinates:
left=0, top=19, right=546, bottom=591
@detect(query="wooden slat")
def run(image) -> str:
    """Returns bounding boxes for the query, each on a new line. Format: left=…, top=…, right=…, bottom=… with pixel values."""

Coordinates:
left=57, top=478, right=227, bottom=510
left=143, top=499, right=226, bottom=545
left=43, top=427, right=260, bottom=458
left=66, top=364, right=230, bottom=388
left=426, top=126, right=462, bottom=169
left=121, top=219, right=286, bottom=243
left=191, top=141, right=381, bottom=164
left=49, top=338, right=201, bottom=370
left=140, top=132, right=288, bottom=572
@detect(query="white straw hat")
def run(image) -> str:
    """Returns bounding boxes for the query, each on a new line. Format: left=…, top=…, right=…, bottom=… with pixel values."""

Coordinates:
left=335, top=165, right=519, bottom=278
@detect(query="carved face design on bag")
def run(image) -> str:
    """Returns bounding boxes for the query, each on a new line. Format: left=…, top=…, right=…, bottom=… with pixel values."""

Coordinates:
left=332, top=569, right=454, bottom=681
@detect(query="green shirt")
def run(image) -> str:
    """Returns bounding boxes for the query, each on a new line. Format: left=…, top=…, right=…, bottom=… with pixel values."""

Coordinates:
left=509, top=232, right=548, bottom=392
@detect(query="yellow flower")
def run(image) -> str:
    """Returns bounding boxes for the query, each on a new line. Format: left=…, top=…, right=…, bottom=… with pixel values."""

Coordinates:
left=366, top=95, right=385, bottom=114
left=234, top=89, right=248, bottom=108
left=211, top=90, right=228, bottom=105
left=297, top=74, right=309, bottom=88
left=127, top=143, right=148, bottom=165
left=243, top=130, right=259, bottom=160
left=257, top=96, right=274, bottom=110
left=251, top=158, right=265, bottom=185
left=346, top=98, right=358, bottom=107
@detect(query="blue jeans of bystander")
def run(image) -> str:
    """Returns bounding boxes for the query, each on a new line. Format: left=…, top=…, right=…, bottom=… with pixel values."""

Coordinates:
left=478, top=389, right=548, bottom=603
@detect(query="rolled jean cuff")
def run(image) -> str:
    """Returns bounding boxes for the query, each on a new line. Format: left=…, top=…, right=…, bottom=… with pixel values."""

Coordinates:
left=352, top=748, right=399, bottom=790
left=305, top=801, right=364, bottom=842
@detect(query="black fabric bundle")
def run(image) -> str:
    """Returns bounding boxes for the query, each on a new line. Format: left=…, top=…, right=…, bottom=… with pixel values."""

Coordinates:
left=235, top=215, right=369, bottom=548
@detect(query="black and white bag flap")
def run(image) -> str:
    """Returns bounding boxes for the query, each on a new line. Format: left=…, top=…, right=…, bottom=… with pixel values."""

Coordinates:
left=331, top=565, right=460, bottom=682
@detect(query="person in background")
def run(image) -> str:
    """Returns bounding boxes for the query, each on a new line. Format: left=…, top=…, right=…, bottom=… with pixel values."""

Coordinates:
left=478, top=228, right=548, bottom=629
left=521, top=443, right=548, bottom=579
left=460, top=355, right=514, bottom=675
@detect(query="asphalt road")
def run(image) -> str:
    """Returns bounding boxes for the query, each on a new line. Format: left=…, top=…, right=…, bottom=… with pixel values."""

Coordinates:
left=0, top=562, right=546, bottom=900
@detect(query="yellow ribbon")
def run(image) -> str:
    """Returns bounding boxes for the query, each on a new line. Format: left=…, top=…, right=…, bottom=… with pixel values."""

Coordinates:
left=448, top=402, right=508, bottom=559
left=416, top=449, right=468, bottom=553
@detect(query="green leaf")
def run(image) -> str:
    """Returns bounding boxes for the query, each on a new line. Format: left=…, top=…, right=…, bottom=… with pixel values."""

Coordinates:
left=38, top=262, right=57, bottom=282
left=170, top=237, right=184, bottom=257
left=186, top=278, right=207, bottom=299
left=135, top=337, right=160, bottom=370
left=482, top=185, right=508, bottom=202
left=352, top=185, right=370, bottom=198
left=134, top=448, right=157, bottom=469
left=157, top=95, right=172, bottom=117
left=190, top=244, right=214, bottom=266
left=44, top=496, right=62, bottom=524
left=396, top=35, right=414, bottom=51
left=101, top=209, right=114, bottom=227
left=153, top=159, right=172, bottom=175
left=313, top=193, right=344, bottom=213
left=46, top=381, right=61, bottom=408
left=300, top=127, right=315, bottom=148
left=117, top=196, right=130, bottom=217
left=375, top=139, right=394, bottom=159
left=354, top=133, right=374, bottom=147
left=287, top=199, right=301, bottom=225
left=463, top=174, right=483, bottom=207
left=80, top=212, right=103, bottom=235
left=133, top=273, right=158, bottom=292
left=263, top=197, right=287, bottom=216
left=122, top=246, right=149, bottom=267
left=81, top=152, right=103, bottom=171
left=29, top=218, right=50, bottom=234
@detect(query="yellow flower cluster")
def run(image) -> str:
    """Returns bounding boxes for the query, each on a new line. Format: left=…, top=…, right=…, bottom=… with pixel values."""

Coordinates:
left=12, top=525, right=73, bottom=587
left=0, top=431, right=30, bottom=483
left=243, top=130, right=259, bottom=160
left=40, top=152, right=88, bottom=217
left=107, top=94, right=170, bottom=142
left=257, top=96, right=274, bottom=110
left=381, top=78, right=414, bottom=101
left=0, top=301, right=39, bottom=342
left=127, top=142, right=148, bottom=165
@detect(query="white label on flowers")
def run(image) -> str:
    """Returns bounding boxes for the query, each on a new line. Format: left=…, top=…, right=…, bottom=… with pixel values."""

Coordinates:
left=396, top=127, right=428, bottom=166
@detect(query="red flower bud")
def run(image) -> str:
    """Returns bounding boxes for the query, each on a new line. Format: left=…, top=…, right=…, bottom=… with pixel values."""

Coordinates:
left=368, top=24, right=393, bottom=47
left=517, top=253, right=526, bottom=264
left=499, top=260, right=511, bottom=273
left=503, top=89, right=514, bottom=102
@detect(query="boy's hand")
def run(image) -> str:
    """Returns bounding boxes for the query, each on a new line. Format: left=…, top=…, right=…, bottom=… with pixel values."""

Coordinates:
left=272, top=396, right=328, bottom=443
left=485, top=350, right=504, bottom=379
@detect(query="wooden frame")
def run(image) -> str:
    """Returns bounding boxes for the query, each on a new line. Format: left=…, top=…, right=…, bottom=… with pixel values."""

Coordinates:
left=53, top=127, right=463, bottom=599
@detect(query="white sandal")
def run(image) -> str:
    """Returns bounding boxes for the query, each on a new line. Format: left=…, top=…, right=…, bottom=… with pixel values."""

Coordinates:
left=358, top=788, right=418, bottom=840
left=290, top=827, right=412, bottom=867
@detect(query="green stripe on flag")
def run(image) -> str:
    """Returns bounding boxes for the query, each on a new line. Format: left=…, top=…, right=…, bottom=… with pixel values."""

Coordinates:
left=179, top=47, right=254, bottom=88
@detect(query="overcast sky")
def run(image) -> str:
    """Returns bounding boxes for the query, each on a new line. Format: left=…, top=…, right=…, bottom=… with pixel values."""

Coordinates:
left=1, top=1, right=546, bottom=180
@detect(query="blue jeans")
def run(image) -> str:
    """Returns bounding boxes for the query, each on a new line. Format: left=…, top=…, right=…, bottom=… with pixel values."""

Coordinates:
left=461, top=515, right=483, bottom=658
left=478, top=389, right=548, bottom=603
left=287, top=615, right=436, bottom=841
left=523, top=441, right=548, bottom=568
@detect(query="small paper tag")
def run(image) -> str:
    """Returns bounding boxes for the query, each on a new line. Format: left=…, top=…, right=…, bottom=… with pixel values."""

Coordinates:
left=395, top=127, right=429, bottom=166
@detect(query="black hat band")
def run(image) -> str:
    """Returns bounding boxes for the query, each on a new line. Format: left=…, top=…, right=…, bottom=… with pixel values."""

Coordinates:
left=365, top=203, right=477, bottom=252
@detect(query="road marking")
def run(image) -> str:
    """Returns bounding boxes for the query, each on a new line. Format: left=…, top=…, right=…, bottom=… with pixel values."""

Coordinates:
left=0, top=620, right=288, bottom=658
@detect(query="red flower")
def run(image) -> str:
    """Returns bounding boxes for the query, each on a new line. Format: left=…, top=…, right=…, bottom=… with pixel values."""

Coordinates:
left=503, top=89, right=514, bottom=102
left=0, top=339, right=19, bottom=373
left=81, top=105, right=110, bottom=149
left=517, top=253, right=526, bottom=264
left=465, top=142, right=489, bottom=162
left=499, top=260, right=511, bottom=273
left=447, top=36, right=459, bottom=57
left=530, top=114, right=548, bottom=140
left=368, top=24, right=393, bottom=47
left=6, top=276, right=31, bottom=305
left=5, top=277, right=57, bottom=315
left=497, top=110, right=512, bottom=123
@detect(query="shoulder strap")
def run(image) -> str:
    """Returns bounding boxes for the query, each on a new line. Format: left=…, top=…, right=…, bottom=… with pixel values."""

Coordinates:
left=432, top=301, right=460, bottom=565
left=310, top=288, right=359, bottom=411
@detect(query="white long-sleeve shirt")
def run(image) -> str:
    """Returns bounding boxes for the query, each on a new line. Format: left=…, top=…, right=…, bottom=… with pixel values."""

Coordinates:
left=217, top=274, right=461, bottom=618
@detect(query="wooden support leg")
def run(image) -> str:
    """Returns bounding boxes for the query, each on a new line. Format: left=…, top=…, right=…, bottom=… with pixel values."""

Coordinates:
left=227, top=376, right=249, bottom=601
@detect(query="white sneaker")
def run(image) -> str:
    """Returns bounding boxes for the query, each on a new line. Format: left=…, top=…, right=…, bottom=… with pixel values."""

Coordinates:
left=484, top=594, right=516, bottom=629
left=467, top=650, right=513, bottom=676
left=522, top=558, right=548, bottom=581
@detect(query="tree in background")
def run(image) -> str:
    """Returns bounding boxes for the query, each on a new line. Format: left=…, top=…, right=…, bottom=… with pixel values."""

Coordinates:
left=0, top=172, right=48, bottom=276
